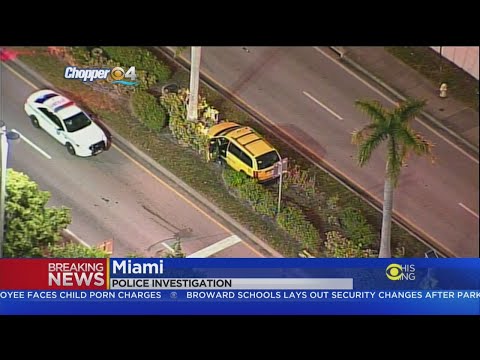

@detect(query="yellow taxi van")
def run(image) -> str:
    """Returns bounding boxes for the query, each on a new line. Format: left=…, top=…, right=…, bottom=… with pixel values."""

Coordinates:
left=207, top=122, right=281, bottom=182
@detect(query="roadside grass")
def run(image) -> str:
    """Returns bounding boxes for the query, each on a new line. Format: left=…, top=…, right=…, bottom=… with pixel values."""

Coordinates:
left=386, top=46, right=479, bottom=112
left=17, top=49, right=298, bottom=257
left=17, top=47, right=429, bottom=257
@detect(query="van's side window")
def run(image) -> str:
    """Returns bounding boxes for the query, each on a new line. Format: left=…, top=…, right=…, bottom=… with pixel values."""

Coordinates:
left=229, top=143, right=252, bottom=167
left=239, top=151, right=253, bottom=167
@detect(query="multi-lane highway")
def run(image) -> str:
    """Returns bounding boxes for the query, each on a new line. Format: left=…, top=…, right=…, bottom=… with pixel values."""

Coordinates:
left=0, top=61, right=263, bottom=258
left=174, top=46, right=479, bottom=257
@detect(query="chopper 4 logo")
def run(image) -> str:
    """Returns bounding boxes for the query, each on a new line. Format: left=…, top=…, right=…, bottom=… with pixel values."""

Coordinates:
left=64, top=66, right=138, bottom=86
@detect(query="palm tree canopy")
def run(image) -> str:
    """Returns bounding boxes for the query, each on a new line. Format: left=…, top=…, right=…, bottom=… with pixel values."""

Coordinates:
left=352, top=99, right=433, bottom=186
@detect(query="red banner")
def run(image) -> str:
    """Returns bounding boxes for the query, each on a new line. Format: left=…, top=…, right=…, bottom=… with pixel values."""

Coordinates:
left=0, top=259, right=108, bottom=290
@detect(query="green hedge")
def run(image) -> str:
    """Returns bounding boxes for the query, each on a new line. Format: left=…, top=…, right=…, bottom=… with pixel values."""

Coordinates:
left=47, top=243, right=110, bottom=258
left=161, top=89, right=218, bottom=157
left=340, top=207, right=376, bottom=247
left=223, top=169, right=320, bottom=254
left=276, top=205, right=320, bottom=253
left=132, top=91, right=167, bottom=131
left=223, top=170, right=277, bottom=218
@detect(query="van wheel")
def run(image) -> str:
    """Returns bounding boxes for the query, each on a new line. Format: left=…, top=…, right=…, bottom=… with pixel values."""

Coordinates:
left=30, top=115, right=40, bottom=128
left=66, top=143, right=76, bottom=156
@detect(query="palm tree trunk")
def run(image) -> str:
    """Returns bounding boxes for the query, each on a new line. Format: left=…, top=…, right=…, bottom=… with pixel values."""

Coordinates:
left=379, top=175, right=394, bottom=258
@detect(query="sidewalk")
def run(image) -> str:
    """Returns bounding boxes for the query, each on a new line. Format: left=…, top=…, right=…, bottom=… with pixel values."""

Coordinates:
left=332, top=47, right=479, bottom=153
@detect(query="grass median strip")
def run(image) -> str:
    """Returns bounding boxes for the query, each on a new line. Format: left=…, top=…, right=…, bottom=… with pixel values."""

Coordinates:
left=16, top=47, right=429, bottom=257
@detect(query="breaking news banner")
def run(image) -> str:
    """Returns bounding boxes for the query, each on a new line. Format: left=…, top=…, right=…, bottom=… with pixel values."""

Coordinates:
left=0, top=258, right=479, bottom=315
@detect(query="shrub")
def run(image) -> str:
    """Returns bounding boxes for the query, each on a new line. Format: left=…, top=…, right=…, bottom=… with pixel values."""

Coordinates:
left=223, top=169, right=319, bottom=252
left=161, top=89, right=219, bottom=157
left=339, top=207, right=377, bottom=247
left=276, top=205, right=321, bottom=253
left=223, top=170, right=276, bottom=217
left=283, top=164, right=316, bottom=196
left=324, top=231, right=377, bottom=258
left=223, top=169, right=247, bottom=188
left=102, top=47, right=171, bottom=88
left=47, top=243, right=110, bottom=258
left=132, top=91, right=167, bottom=131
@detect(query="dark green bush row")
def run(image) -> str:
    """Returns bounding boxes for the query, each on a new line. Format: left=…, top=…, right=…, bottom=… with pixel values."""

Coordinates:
left=132, top=91, right=167, bottom=131
left=340, top=207, right=377, bottom=247
left=223, top=170, right=277, bottom=217
left=223, top=169, right=320, bottom=254
left=277, top=206, right=321, bottom=253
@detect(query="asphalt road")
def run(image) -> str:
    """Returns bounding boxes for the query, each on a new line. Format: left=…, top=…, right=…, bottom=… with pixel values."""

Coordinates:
left=0, top=62, right=262, bottom=258
left=187, top=46, right=479, bottom=257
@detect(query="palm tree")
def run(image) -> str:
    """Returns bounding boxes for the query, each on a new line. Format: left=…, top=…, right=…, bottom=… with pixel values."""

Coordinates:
left=352, top=99, right=434, bottom=258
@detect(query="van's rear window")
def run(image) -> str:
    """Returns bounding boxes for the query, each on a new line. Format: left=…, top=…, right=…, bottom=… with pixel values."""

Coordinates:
left=256, top=151, right=279, bottom=169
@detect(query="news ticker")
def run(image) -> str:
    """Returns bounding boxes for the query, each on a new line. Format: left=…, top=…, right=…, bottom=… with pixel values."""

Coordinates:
left=1, top=289, right=479, bottom=315
left=2, top=290, right=479, bottom=301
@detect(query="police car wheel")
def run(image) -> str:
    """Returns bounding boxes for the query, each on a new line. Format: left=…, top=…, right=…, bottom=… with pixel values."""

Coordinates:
left=30, top=115, right=40, bottom=128
left=66, top=143, right=76, bottom=156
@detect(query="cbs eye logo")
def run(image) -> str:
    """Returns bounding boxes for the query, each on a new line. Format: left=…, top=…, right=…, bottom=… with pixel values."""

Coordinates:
left=109, top=66, right=138, bottom=86
left=386, top=264, right=403, bottom=281
left=386, top=263, right=416, bottom=281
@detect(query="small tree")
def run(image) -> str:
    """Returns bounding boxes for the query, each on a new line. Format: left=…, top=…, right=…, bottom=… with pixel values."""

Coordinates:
left=4, top=170, right=71, bottom=257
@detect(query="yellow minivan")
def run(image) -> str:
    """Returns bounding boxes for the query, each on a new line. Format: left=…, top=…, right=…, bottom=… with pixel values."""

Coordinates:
left=207, top=122, right=281, bottom=182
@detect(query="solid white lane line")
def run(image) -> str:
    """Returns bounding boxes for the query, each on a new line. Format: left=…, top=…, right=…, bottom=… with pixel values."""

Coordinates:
left=458, top=203, right=479, bottom=219
left=187, top=235, right=243, bottom=258
left=62, top=228, right=92, bottom=248
left=161, top=241, right=175, bottom=252
left=313, top=46, right=479, bottom=165
left=303, top=91, right=343, bottom=120
left=11, top=129, right=52, bottom=159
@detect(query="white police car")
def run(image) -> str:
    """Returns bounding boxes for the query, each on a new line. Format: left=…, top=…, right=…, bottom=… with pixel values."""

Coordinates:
left=24, top=90, right=112, bottom=157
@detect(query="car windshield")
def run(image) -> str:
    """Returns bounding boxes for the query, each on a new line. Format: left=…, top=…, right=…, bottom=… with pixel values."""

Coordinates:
left=256, top=150, right=279, bottom=170
left=63, top=112, right=92, bottom=132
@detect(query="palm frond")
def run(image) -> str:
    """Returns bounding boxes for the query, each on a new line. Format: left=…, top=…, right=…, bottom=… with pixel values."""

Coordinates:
left=356, top=128, right=388, bottom=166
left=393, top=98, right=427, bottom=124
left=355, top=100, right=389, bottom=125
left=397, top=126, right=434, bottom=157
left=351, top=123, right=377, bottom=145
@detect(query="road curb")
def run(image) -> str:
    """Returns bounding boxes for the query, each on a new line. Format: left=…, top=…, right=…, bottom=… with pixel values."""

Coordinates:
left=11, top=57, right=58, bottom=90
left=9, top=56, right=282, bottom=258
left=329, top=47, right=479, bottom=155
